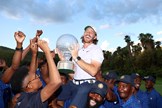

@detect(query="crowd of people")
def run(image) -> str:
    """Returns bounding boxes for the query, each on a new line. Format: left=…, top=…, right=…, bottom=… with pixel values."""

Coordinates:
left=0, top=26, right=162, bottom=108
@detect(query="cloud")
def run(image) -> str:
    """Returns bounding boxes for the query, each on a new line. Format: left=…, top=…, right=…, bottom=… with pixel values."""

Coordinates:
left=99, top=24, right=111, bottom=30
left=115, top=32, right=126, bottom=37
left=0, top=0, right=162, bottom=25
left=89, top=0, right=162, bottom=25
left=155, top=38, right=162, bottom=42
left=156, top=31, right=162, bottom=35
left=0, top=0, right=85, bottom=24
left=100, top=40, right=109, bottom=51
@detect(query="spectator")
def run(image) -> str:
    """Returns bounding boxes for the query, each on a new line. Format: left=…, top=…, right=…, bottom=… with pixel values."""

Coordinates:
left=131, top=73, right=149, bottom=108
left=10, top=38, right=61, bottom=108
left=117, top=75, right=142, bottom=108
left=87, top=81, right=107, bottom=108
left=103, top=71, right=120, bottom=108
left=0, top=31, right=26, bottom=108
left=144, top=75, right=162, bottom=108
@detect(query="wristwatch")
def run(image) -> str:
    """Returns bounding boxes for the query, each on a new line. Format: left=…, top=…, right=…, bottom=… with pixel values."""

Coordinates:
left=74, top=56, right=81, bottom=62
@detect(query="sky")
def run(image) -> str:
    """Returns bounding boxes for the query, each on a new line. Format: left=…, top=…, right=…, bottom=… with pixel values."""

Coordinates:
left=0, top=0, right=162, bottom=52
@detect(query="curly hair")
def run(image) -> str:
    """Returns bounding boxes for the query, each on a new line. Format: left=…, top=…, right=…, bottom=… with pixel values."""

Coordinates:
left=10, top=66, right=29, bottom=94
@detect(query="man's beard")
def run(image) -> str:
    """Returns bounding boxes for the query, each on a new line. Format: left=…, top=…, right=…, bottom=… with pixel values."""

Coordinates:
left=87, top=97, right=103, bottom=108
left=83, top=35, right=94, bottom=43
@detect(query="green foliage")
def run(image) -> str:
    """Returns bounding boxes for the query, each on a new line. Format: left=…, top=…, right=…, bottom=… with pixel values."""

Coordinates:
left=0, top=46, right=44, bottom=66
left=102, top=33, right=162, bottom=77
left=140, top=78, right=162, bottom=95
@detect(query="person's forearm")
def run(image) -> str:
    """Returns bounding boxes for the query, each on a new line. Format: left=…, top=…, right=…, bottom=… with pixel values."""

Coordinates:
left=45, top=51, right=61, bottom=83
left=11, top=44, right=23, bottom=70
left=75, top=60, right=101, bottom=76
left=21, top=45, right=30, bottom=61
left=2, top=47, right=22, bottom=83
left=29, top=53, right=37, bottom=74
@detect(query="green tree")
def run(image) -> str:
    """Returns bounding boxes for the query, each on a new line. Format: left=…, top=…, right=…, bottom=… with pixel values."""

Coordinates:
left=138, top=33, right=154, bottom=50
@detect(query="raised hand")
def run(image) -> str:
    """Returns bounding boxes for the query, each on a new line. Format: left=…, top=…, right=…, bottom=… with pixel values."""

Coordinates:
left=32, top=30, right=43, bottom=43
left=36, top=30, right=43, bottom=37
left=14, top=31, right=26, bottom=44
left=37, top=39, right=50, bottom=53
left=30, top=39, right=38, bottom=55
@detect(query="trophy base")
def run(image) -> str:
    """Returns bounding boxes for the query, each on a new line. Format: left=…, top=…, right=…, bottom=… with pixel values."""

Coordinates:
left=57, top=61, right=74, bottom=74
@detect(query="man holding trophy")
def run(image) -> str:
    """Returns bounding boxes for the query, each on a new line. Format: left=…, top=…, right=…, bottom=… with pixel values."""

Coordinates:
left=56, top=25, right=104, bottom=108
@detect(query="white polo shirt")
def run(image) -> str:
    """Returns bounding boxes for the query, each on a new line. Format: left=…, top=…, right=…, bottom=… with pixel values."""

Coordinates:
left=73, top=44, right=104, bottom=80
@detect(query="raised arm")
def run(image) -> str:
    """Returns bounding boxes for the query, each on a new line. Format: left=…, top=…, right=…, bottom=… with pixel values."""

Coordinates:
left=21, top=30, right=43, bottom=61
left=28, top=39, right=38, bottom=77
left=37, top=39, right=61, bottom=102
left=1, top=31, right=25, bottom=83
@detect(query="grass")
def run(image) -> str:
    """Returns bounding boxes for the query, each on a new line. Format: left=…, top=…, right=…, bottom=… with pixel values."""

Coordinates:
left=140, top=78, right=162, bottom=95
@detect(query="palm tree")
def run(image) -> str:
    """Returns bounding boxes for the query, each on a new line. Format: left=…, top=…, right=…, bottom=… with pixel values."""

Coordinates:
left=138, top=33, right=154, bottom=50
left=155, top=41, right=161, bottom=49
left=132, top=43, right=142, bottom=56
left=124, top=35, right=132, bottom=56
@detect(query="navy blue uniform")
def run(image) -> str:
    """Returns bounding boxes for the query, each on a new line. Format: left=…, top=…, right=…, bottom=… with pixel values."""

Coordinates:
left=121, top=95, right=142, bottom=108
left=103, top=86, right=120, bottom=108
left=15, top=90, right=48, bottom=108
left=135, top=89, right=149, bottom=108
left=0, top=80, right=10, bottom=108
left=145, top=88, right=162, bottom=108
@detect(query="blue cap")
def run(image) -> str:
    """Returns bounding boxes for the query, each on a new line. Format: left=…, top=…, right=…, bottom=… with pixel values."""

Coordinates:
left=104, top=71, right=118, bottom=80
left=143, top=75, right=156, bottom=83
left=116, top=75, right=135, bottom=86
left=131, top=73, right=141, bottom=79
left=90, top=81, right=108, bottom=98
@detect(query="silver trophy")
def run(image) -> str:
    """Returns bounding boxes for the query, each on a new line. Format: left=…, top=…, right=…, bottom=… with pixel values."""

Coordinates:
left=56, top=34, right=78, bottom=73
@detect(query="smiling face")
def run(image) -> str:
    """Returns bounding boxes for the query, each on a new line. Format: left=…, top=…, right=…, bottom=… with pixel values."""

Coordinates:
left=133, top=77, right=142, bottom=90
left=83, top=27, right=97, bottom=44
left=117, top=82, right=133, bottom=102
left=23, top=74, right=42, bottom=92
left=87, top=92, right=104, bottom=108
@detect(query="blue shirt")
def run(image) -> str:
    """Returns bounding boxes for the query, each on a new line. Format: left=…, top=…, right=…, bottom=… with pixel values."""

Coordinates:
left=103, top=86, right=120, bottom=108
left=135, top=89, right=149, bottom=108
left=36, top=69, right=46, bottom=87
left=121, top=95, right=142, bottom=108
left=113, top=86, right=122, bottom=105
left=99, top=104, right=106, bottom=108
left=15, top=90, right=48, bottom=108
left=0, top=80, right=10, bottom=108
left=103, top=100, right=120, bottom=108
left=145, top=88, right=162, bottom=108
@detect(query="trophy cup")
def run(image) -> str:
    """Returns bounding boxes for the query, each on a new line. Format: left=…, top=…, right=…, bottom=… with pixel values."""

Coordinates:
left=56, top=34, right=78, bottom=73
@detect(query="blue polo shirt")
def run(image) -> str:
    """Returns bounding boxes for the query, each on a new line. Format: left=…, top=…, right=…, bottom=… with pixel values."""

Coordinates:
left=36, top=69, right=46, bottom=87
left=0, top=80, right=10, bottom=108
left=103, top=100, right=120, bottom=108
left=103, top=86, right=120, bottom=108
left=121, top=95, right=142, bottom=108
left=135, top=89, right=149, bottom=108
left=145, top=88, right=162, bottom=108
left=15, top=90, right=48, bottom=108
